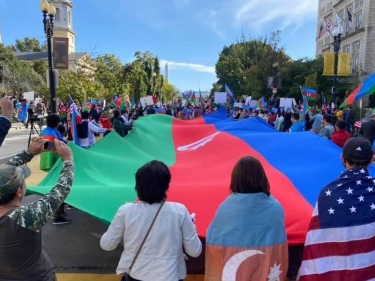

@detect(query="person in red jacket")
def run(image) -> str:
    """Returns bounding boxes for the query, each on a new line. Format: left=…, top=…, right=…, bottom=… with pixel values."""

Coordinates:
left=331, top=119, right=351, bottom=148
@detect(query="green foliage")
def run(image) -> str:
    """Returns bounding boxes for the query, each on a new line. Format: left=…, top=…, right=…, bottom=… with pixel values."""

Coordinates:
left=94, top=54, right=129, bottom=100
left=0, top=43, right=45, bottom=94
left=214, top=32, right=353, bottom=105
left=161, top=81, right=178, bottom=102
left=215, top=31, right=290, bottom=99
left=11, top=37, right=47, bottom=52
left=57, top=70, right=104, bottom=104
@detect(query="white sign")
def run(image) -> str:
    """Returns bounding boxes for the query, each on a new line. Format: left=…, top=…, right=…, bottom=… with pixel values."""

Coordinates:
left=279, top=98, right=294, bottom=109
left=234, top=102, right=243, bottom=108
left=245, top=96, right=252, bottom=106
left=140, top=96, right=154, bottom=107
left=23, top=91, right=35, bottom=101
left=214, top=92, right=227, bottom=104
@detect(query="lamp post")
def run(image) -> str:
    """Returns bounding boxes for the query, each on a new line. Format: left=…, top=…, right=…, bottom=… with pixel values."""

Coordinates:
left=40, top=0, right=57, bottom=114
left=331, top=27, right=342, bottom=109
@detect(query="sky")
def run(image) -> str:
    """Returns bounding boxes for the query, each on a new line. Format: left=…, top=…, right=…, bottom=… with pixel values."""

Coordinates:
left=0, top=0, right=318, bottom=92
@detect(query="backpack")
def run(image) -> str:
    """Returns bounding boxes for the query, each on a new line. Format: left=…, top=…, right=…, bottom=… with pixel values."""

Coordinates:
left=76, top=121, right=88, bottom=138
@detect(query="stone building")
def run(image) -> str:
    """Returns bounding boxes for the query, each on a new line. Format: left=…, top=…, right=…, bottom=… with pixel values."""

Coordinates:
left=316, top=0, right=375, bottom=80
left=14, top=0, right=90, bottom=72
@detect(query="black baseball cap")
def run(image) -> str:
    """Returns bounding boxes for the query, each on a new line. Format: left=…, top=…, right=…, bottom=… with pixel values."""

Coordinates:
left=343, top=137, right=373, bottom=163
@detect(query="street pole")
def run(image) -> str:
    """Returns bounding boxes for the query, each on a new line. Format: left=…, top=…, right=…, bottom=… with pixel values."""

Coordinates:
left=40, top=0, right=56, bottom=114
left=332, top=33, right=341, bottom=110
left=46, top=19, right=56, bottom=114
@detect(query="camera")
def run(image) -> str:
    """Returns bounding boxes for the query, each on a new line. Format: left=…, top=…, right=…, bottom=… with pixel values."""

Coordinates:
left=29, top=115, right=38, bottom=124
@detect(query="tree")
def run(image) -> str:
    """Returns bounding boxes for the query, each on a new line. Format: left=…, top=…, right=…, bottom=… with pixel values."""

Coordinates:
left=161, top=81, right=178, bottom=101
left=209, top=82, right=223, bottom=98
left=57, top=70, right=104, bottom=104
left=11, top=37, right=47, bottom=52
left=215, top=31, right=290, bottom=99
left=0, top=43, right=45, bottom=95
left=94, top=54, right=129, bottom=100
left=279, top=57, right=348, bottom=104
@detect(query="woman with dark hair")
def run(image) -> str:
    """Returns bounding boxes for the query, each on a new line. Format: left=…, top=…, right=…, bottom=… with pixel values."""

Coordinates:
left=100, top=160, right=202, bottom=281
left=205, top=156, right=288, bottom=280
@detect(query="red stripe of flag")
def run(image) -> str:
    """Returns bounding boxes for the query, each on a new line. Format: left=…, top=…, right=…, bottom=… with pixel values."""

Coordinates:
left=299, top=263, right=375, bottom=281
left=302, top=234, right=375, bottom=260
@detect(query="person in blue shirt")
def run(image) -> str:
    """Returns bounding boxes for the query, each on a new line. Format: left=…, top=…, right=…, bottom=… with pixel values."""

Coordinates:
left=289, top=112, right=305, bottom=132
left=41, top=114, right=66, bottom=143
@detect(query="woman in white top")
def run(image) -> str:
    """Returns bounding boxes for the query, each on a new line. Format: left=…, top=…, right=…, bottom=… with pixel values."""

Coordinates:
left=100, top=160, right=202, bottom=281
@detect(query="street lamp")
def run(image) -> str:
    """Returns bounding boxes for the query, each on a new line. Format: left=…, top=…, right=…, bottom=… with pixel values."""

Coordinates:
left=40, top=0, right=57, bottom=114
left=331, top=26, right=343, bottom=109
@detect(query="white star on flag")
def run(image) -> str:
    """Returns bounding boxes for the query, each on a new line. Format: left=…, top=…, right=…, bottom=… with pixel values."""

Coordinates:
left=367, top=187, right=374, bottom=192
left=356, top=180, right=362, bottom=185
left=347, top=188, right=353, bottom=194
left=337, top=198, right=344, bottom=204
left=360, top=169, right=366, bottom=173
left=326, top=190, right=332, bottom=196
left=328, top=208, right=335, bottom=214
left=337, top=183, right=343, bottom=187
left=367, top=176, right=372, bottom=179
left=268, top=262, right=282, bottom=281
left=371, top=203, right=375, bottom=210
left=358, top=195, right=365, bottom=202
left=350, top=206, right=357, bottom=213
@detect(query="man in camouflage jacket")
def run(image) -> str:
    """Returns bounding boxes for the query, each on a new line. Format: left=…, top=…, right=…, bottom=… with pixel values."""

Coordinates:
left=0, top=138, right=74, bottom=281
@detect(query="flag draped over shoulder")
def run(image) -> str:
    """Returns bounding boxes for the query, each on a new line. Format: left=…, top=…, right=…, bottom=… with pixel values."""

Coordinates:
left=298, top=168, right=375, bottom=281
left=205, top=193, right=288, bottom=281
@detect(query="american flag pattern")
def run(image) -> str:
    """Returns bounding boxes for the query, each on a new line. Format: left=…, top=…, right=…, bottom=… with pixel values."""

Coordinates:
left=67, top=96, right=76, bottom=114
left=354, top=121, right=363, bottom=128
left=318, top=24, right=326, bottom=39
left=298, top=167, right=375, bottom=281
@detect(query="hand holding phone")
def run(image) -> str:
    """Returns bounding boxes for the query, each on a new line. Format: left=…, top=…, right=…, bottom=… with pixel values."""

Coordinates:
left=43, top=141, right=56, bottom=151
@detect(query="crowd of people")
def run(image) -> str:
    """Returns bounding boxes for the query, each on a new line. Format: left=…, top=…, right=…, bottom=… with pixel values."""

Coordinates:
left=229, top=102, right=375, bottom=152
left=0, top=94, right=375, bottom=280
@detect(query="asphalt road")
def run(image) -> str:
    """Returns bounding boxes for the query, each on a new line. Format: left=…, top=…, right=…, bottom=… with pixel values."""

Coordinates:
left=22, top=195, right=206, bottom=274
left=0, top=124, right=42, bottom=161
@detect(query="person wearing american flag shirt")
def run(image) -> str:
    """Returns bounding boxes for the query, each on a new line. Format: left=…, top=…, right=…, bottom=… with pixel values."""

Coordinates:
left=298, top=137, right=375, bottom=281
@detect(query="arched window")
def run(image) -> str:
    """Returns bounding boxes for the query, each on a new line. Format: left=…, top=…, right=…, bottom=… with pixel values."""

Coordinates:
left=55, top=8, right=61, bottom=21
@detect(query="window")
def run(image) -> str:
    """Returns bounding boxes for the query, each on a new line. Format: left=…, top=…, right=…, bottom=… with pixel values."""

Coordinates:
left=342, top=44, right=350, bottom=53
left=353, top=40, right=360, bottom=51
left=68, top=11, right=71, bottom=25
left=352, top=57, right=359, bottom=74
left=356, top=13, right=362, bottom=29
left=55, top=8, right=60, bottom=21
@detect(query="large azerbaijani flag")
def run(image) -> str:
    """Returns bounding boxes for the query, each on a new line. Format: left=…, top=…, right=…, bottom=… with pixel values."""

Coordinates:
left=27, top=106, right=375, bottom=246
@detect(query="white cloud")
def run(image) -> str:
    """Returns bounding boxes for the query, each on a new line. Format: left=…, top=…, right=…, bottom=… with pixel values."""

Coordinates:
left=235, top=0, right=318, bottom=31
left=160, top=60, right=215, bottom=74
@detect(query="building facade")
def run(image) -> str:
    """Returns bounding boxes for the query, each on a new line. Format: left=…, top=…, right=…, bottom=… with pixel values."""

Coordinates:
left=14, top=0, right=88, bottom=72
left=316, top=0, right=375, bottom=79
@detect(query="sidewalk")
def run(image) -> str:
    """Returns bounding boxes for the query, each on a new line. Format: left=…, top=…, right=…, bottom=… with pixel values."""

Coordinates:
left=25, top=155, right=47, bottom=186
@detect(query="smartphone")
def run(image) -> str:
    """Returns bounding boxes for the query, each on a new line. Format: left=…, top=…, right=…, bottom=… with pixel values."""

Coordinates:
left=44, top=141, right=56, bottom=151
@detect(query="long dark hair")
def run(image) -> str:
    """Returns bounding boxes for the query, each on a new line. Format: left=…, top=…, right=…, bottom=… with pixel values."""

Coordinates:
left=230, top=156, right=271, bottom=196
